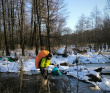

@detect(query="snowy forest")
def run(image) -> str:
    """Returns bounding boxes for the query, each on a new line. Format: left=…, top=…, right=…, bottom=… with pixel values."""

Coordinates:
left=0, top=0, right=110, bottom=55
left=0, top=0, right=110, bottom=93
left=0, top=0, right=67, bottom=56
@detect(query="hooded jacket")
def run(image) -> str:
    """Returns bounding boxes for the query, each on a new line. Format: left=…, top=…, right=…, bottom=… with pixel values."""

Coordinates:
left=40, top=57, right=52, bottom=68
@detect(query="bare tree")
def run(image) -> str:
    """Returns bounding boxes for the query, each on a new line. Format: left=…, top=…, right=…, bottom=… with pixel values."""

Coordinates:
left=90, top=7, right=102, bottom=51
left=30, top=0, right=34, bottom=49
left=11, top=0, right=15, bottom=50
left=63, top=27, right=71, bottom=53
left=75, top=14, right=87, bottom=50
left=20, top=0, right=25, bottom=56
left=46, top=0, right=50, bottom=51
left=2, top=0, right=10, bottom=56
left=0, top=3, right=2, bottom=50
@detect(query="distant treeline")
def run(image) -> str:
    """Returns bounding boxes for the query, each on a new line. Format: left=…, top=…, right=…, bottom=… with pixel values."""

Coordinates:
left=61, top=6, right=110, bottom=51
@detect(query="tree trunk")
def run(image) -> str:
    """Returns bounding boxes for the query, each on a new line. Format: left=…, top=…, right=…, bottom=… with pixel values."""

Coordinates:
left=47, top=0, right=50, bottom=51
left=34, top=0, right=38, bottom=55
left=11, top=0, right=15, bottom=50
left=36, top=0, right=42, bottom=50
left=7, top=0, right=11, bottom=49
left=17, top=0, right=21, bottom=47
left=20, top=0, right=25, bottom=56
left=2, top=0, right=10, bottom=56
left=0, top=18, right=1, bottom=50
left=30, top=0, right=34, bottom=49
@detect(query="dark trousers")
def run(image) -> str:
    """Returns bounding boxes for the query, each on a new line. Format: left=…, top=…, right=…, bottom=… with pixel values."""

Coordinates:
left=40, top=67, right=48, bottom=80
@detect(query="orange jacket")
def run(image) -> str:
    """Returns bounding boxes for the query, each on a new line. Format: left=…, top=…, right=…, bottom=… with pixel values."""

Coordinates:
left=35, top=50, right=49, bottom=69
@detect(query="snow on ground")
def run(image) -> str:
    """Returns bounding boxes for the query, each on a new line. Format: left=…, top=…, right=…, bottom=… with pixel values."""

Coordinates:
left=65, top=66, right=110, bottom=91
left=55, top=48, right=65, bottom=54
left=0, top=47, right=110, bottom=91
left=97, top=78, right=110, bottom=91
left=77, top=52, right=109, bottom=64
left=51, top=51, right=110, bottom=65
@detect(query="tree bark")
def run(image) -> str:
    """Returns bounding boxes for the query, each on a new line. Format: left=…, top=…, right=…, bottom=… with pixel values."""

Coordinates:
left=30, top=0, right=34, bottom=49
left=11, top=0, right=15, bottom=50
left=34, top=0, right=38, bottom=55
left=20, top=0, right=25, bottom=56
left=47, top=0, right=50, bottom=51
left=36, top=0, right=42, bottom=50
left=2, top=0, right=10, bottom=56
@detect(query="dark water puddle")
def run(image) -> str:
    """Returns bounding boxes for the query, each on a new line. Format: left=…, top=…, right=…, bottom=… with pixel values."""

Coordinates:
left=0, top=66, right=110, bottom=93
left=2, top=72, right=105, bottom=93
left=101, top=72, right=110, bottom=75
left=0, top=71, right=108, bottom=93
left=0, top=73, right=60, bottom=93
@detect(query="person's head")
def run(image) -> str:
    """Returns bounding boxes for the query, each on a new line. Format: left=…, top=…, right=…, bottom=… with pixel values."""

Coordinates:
left=47, top=53, right=53, bottom=60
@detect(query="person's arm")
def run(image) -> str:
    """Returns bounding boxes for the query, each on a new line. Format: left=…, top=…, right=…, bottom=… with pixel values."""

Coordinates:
left=49, top=61, right=56, bottom=66
left=49, top=62, right=53, bottom=65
